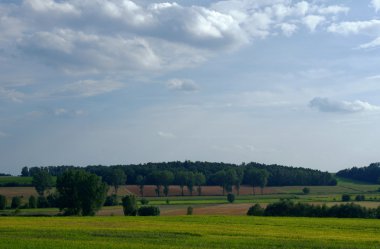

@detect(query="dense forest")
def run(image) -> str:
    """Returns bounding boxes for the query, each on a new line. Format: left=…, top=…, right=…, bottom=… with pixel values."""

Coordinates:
left=21, top=161, right=337, bottom=187
left=336, top=163, right=380, bottom=184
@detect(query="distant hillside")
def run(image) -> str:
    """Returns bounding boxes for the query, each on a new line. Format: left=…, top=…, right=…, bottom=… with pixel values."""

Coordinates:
left=336, top=163, right=380, bottom=184
left=23, top=161, right=337, bottom=187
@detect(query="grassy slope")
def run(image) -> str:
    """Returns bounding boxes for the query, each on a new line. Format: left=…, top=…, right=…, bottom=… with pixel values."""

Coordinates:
left=1, top=216, right=380, bottom=249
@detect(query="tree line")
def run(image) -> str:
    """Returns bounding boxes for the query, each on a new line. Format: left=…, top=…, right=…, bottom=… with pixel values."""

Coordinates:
left=21, top=161, right=337, bottom=189
left=336, top=163, right=380, bottom=183
left=247, top=199, right=380, bottom=219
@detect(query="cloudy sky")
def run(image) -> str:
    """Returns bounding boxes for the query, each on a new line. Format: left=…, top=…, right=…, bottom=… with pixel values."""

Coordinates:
left=1, top=0, right=380, bottom=174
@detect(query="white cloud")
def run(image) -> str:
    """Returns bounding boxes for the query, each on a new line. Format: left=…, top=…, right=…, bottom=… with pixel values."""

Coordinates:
left=167, top=79, right=199, bottom=92
left=0, top=87, right=25, bottom=103
left=358, top=36, right=380, bottom=49
left=310, top=97, right=380, bottom=113
left=371, top=0, right=380, bottom=12
left=54, top=108, right=84, bottom=117
left=278, top=23, right=297, bottom=36
left=58, top=79, right=124, bottom=97
left=157, top=131, right=176, bottom=139
left=303, top=15, right=325, bottom=32
left=327, top=20, right=380, bottom=35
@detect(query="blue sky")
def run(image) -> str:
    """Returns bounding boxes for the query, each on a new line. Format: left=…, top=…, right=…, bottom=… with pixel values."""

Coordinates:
left=1, top=0, right=380, bottom=174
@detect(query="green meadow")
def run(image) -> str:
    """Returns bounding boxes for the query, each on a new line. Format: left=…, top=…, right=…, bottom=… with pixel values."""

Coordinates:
left=1, top=216, right=380, bottom=249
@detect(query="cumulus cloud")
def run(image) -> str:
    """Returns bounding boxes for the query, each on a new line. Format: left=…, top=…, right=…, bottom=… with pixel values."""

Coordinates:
left=167, top=79, right=199, bottom=92
left=303, top=15, right=325, bottom=31
left=372, top=0, right=380, bottom=12
left=327, top=20, right=380, bottom=35
left=309, top=97, right=380, bottom=113
left=0, top=0, right=352, bottom=98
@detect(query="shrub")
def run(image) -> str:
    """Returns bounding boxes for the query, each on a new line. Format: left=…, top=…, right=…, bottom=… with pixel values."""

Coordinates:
left=122, top=195, right=137, bottom=216
left=138, top=206, right=160, bottom=216
left=37, top=196, right=49, bottom=208
left=302, top=187, right=310, bottom=195
left=47, top=193, right=59, bottom=208
left=227, top=193, right=235, bottom=203
left=0, top=195, right=7, bottom=210
left=166, top=199, right=170, bottom=205
left=247, top=204, right=264, bottom=216
left=104, top=195, right=118, bottom=206
left=140, top=198, right=149, bottom=205
left=355, top=195, right=365, bottom=201
left=187, top=206, right=193, bottom=215
left=341, top=194, right=351, bottom=202
left=28, top=196, right=37, bottom=209
left=11, top=196, right=21, bottom=209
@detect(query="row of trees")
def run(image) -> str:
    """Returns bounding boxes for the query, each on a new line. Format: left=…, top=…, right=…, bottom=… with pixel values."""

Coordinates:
left=336, top=163, right=380, bottom=183
left=21, top=161, right=337, bottom=187
left=247, top=200, right=380, bottom=219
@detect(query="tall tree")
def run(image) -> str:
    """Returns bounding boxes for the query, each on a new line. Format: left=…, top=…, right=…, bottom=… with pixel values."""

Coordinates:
left=225, top=169, right=237, bottom=194
left=234, top=167, right=244, bottom=196
left=161, top=170, right=174, bottom=197
left=109, top=168, right=127, bottom=194
left=56, top=170, right=108, bottom=216
left=245, top=168, right=260, bottom=195
left=212, top=170, right=227, bottom=195
left=32, top=168, right=54, bottom=197
left=135, top=175, right=145, bottom=197
left=194, top=172, right=206, bottom=196
left=175, top=171, right=188, bottom=196
left=21, top=166, right=29, bottom=177
left=186, top=172, right=195, bottom=196
left=257, top=169, right=269, bottom=195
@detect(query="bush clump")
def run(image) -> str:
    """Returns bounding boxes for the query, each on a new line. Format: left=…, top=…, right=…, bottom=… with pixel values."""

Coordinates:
left=140, top=198, right=149, bottom=205
left=247, top=204, right=265, bottom=216
left=137, top=206, right=160, bottom=216
left=122, top=195, right=137, bottom=216
left=227, top=193, right=235, bottom=203
left=104, top=195, right=118, bottom=206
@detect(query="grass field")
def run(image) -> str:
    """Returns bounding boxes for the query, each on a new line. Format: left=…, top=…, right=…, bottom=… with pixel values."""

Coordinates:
left=0, top=176, right=33, bottom=185
left=1, top=216, right=380, bottom=249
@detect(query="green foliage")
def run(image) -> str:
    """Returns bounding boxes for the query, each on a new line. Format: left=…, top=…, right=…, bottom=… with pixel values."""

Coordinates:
left=122, top=195, right=137, bottom=216
left=194, top=172, right=206, bottom=196
left=104, top=195, right=118, bottom=206
left=247, top=204, right=265, bottom=216
left=227, top=193, right=235, bottom=203
left=187, top=206, right=193, bottom=215
left=21, top=167, right=29, bottom=177
left=341, top=194, right=351, bottom=202
left=11, top=196, right=21, bottom=209
left=32, top=168, right=54, bottom=196
left=355, top=195, right=365, bottom=201
left=0, top=195, right=7, bottom=210
left=137, top=206, right=160, bottom=216
left=140, top=198, right=149, bottom=205
left=302, top=187, right=310, bottom=195
left=108, top=168, right=127, bottom=194
left=150, top=170, right=174, bottom=197
left=28, top=195, right=37, bottom=209
left=263, top=200, right=379, bottom=219
left=37, top=196, right=49, bottom=208
left=56, top=170, right=108, bottom=216
left=136, top=175, right=146, bottom=197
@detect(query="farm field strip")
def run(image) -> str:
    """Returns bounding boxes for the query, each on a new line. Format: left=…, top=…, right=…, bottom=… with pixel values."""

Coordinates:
left=1, top=216, right=380, bottom=249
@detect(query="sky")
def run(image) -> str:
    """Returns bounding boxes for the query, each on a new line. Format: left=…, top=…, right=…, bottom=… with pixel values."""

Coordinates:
left=1, top=0, right=380, bottom=175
